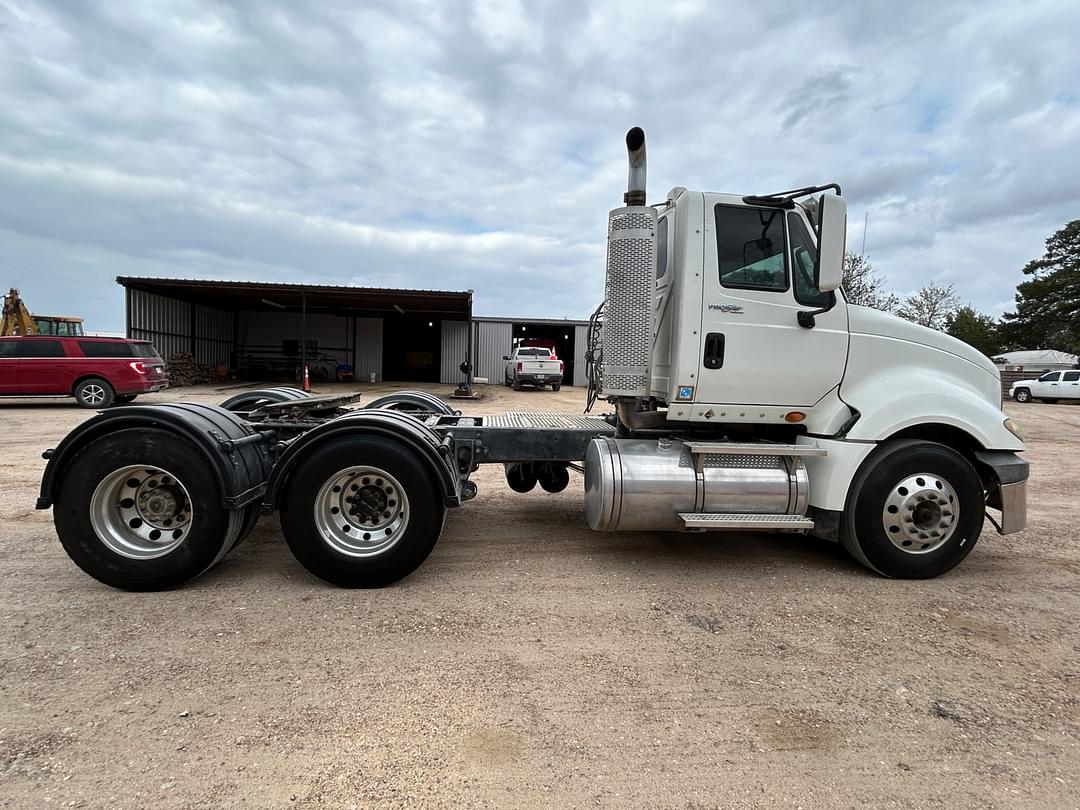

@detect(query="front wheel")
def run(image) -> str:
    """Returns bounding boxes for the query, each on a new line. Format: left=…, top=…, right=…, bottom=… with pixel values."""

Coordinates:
left=53, top=428, right=243, bottom=590
left=279, top=436, right=446, bottom=587
left=74, top=378, right=115, bottom=409
left=1013, top=388, right=1031, bottom=403
left=840, top=440, right=985, bottom=578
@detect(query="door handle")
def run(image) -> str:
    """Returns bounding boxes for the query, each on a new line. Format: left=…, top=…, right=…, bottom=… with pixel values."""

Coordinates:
left=703, top=332, right=725, bottom=369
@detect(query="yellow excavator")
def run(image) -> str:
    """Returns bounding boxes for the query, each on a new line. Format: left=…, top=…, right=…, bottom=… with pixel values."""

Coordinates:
left=1, top=288, right=85, bottom=337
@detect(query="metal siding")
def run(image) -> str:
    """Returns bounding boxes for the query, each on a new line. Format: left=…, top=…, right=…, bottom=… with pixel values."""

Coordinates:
left=574, top=324, right=590, bottom=387
left=128, top=289, right=192, bottom=362
left=193, top=304, right=232, bottom=367
left=440, top=320, right=469, bottom=384
left=474, top=320, right=513, bottom=384
left=354, top=317, right=383, bottom=381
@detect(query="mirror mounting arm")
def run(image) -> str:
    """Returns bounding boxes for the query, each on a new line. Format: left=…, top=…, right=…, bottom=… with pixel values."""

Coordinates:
left=797, top=307, right=829, bottom=329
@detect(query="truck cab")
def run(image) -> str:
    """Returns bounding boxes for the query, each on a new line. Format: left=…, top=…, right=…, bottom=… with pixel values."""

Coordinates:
left=589, top=127, right=1026, bottom=577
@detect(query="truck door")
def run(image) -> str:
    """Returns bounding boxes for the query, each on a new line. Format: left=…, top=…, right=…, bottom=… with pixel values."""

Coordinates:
left=1062, top=370, right=1080, bottom=398
left=695, top=203, right=848, bottom=408
left=1034, top=371, right=1061, bottom=398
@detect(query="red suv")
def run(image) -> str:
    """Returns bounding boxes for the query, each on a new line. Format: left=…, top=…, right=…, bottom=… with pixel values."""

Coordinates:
left=0, top=336, right=169, bottom=408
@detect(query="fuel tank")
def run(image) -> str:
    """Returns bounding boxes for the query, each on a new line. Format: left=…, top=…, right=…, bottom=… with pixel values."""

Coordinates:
left=584, top=437, right=806, bottom=532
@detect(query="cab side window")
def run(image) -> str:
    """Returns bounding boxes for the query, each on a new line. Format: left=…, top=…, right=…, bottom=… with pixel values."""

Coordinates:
left=1063, top=371, right=1080, bottom=382
left=715, top=205, right=788, bottom=291
left=788, top=213, right=832, bottom=308
left=0, top=339, right=17, bottom=358
left=1038, top=372, right=1061, bottom=382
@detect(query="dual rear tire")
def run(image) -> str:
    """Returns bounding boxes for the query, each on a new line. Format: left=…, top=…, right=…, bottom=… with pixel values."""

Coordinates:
left=54, top=429, right=250, bottom=590
left=279, top=436, right=446, bottom=588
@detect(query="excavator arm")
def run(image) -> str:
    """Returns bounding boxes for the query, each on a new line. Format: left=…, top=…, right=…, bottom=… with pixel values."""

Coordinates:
left=1, top=288, right=38, bottom=336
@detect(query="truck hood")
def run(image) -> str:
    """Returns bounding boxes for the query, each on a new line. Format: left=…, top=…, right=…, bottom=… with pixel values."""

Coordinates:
left=847, top=305, right=1000, bottom=378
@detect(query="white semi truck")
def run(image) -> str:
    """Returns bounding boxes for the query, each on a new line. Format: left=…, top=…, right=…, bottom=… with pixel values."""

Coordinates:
left=36, top=128, right=1027, bottom=590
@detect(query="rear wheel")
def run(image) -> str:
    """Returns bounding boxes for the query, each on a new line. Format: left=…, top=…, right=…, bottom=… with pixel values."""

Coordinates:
left=841, top=440, right=984, bottom=578
left=512, top=378, right=522, bottom=391
left=74, top=378, right=115, bottom=409
left=279, top=436, right=446, bottom=587
left=53, top=428, right=242, bottom=590
left=552, top=383, right=561, bottom=392
left=1013, top=388, right=1031, bottom=403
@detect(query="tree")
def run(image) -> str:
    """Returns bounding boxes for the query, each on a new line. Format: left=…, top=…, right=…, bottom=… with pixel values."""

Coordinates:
left=1000, top=220, right=1080, bottom=354
left=946, top=305, right=1001, bottom=356
left=896, top=281, right=959, bottom=331
left=842, top=253, right=898, bottom=312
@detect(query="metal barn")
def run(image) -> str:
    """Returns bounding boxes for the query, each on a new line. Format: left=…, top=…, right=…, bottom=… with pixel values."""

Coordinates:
left=120, top=277, right=592, bottom=387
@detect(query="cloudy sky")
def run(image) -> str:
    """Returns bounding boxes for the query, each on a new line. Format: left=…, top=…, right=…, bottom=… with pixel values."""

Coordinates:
left=2, top=0, right=1079, bottom=332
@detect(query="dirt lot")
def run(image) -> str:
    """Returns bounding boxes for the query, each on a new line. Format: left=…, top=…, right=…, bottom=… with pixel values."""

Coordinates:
left=0, top=382, right=1077, bottom=809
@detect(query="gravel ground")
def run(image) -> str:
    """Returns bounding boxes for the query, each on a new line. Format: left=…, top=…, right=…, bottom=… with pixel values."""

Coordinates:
left=0, top=382, right=1077, bottom=809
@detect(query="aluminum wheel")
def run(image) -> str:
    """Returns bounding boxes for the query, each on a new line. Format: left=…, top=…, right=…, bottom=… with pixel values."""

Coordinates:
left=881, top=472, right=959, bottom=554
left=312, top=465, right=410, bottom=558
left=81, top=383, right=107, bottom=405
left=89, top=465, right=194, bottom=559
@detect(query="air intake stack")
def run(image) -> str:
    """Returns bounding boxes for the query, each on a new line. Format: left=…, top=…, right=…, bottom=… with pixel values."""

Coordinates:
left=600, top=127, right=656, bottom=398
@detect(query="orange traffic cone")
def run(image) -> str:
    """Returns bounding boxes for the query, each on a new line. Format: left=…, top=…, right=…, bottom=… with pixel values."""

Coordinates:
left=303, top=364, right=310, bottom=393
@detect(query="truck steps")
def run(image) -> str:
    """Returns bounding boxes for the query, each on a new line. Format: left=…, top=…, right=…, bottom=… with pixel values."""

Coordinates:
left=678, top=513, right=815, bottom=531
left=682, top=442, right=826, bottom=457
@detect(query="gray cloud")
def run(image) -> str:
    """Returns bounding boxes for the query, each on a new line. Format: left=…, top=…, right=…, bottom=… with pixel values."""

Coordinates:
left=1, top=0, right=1079, bottom=331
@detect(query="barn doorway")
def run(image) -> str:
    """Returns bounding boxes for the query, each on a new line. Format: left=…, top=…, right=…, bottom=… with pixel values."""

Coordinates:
left=511, top=322, right=576, bottom=385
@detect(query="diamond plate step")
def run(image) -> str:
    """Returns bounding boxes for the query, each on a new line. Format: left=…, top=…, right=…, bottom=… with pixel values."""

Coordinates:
left=683, top=442, right=826, bottom=457
left=679, top=513, right=815, bottom=530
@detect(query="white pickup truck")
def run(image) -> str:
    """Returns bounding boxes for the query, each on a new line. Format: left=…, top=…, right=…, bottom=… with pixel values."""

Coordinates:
left=503, top=346, right=564, bottom=391
left=1010, top=370, right=1080, bottom=402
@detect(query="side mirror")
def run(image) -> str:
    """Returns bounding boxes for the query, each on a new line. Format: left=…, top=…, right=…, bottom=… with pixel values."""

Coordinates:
left=502, top=355, right=510, bottom=361
left=816, top=194, right=847, bottom=293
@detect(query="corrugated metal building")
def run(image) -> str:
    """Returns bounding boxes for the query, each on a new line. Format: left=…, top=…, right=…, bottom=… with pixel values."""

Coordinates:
left=120, top=277, right=593, bottom=386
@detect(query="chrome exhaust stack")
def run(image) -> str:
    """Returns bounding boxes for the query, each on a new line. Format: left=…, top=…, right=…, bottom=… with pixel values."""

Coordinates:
left=624, top=126, right=646, bottom=206
left=601, top=126, right=656, bottom=399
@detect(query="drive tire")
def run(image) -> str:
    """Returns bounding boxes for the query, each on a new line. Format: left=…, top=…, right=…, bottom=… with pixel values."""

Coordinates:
left=74, top=378, right=115, bottom=409
left=279, top=436, right=446, bottom=588
left=552, top=383, right=561, bottom=392
left=512, top=378, right=522, bottom=392
left=53, top=428, right=240, bottom=591
left=840, top=440, right=984, bottom=579
left=1012, top=388, right=1031, bottom=403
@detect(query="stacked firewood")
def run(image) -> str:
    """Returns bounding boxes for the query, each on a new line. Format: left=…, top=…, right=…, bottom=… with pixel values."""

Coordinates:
left=166, top=352, right=212, bottom=387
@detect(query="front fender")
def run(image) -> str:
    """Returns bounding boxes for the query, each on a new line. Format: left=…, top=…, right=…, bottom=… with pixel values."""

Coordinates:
left=840, top=332, right=1022, bottom=451
left=843, top=379, right=1022, bottom=451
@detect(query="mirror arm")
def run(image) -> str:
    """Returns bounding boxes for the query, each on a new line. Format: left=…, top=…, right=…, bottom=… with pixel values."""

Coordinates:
left=797, top=293, right=837, bottom=329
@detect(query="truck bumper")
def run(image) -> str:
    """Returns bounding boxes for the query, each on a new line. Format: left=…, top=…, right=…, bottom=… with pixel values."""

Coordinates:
left=973, top=450, right=1028, bottom=535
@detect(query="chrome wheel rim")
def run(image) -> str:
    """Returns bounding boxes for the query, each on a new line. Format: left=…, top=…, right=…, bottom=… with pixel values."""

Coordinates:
left=882, top=472, right=959, bottom=554
left=89, top=465, right=193, bottom=559
left=82, top=384, right=106, bottom=405
left=313, top=466, right=409, bottom=557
